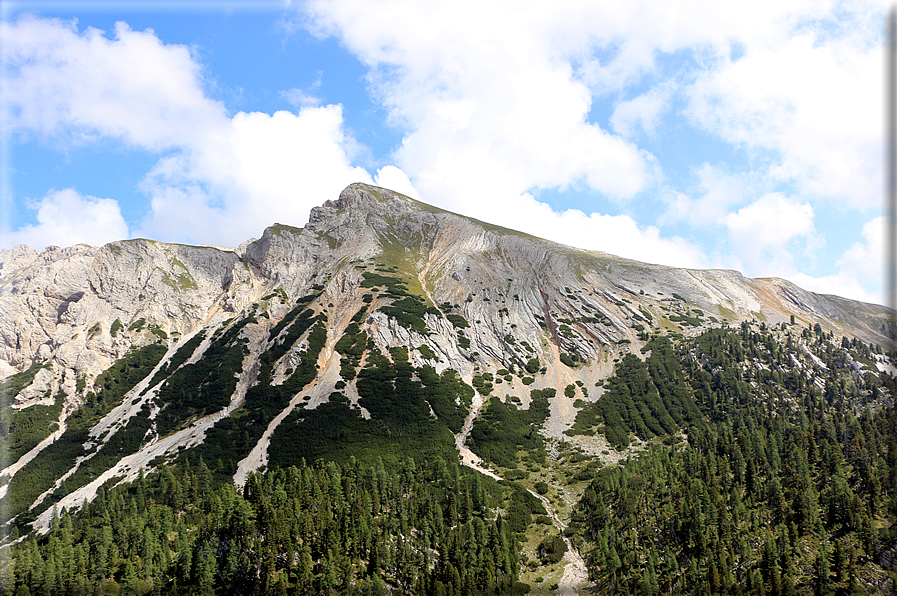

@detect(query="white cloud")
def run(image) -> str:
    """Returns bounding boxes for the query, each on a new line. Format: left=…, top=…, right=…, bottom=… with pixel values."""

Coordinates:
left=721, top=193, right=816, bottom=274
left=281, top=88, right=322, bottom=108
left=304, top=0, right=656, bottom=209
left=837, top=216, right=883, bottom=285
left=661, top=164, right=748, bottom=227
left=1, top=16, right=390, bottom=247
left=754, top=214, right=885, bottom=305
left=1, top=16, right=226, bottom=150
left=2, top=189, right=129, bottom=249
left=373, top=166, right=420, bottom=200
left=525, top=201, right=706, bottom=268
left=686, top=29, right=881, bottom=209
left=788, top=272, right=880, bottom=305
left=299, top=0, right=882, bottom=273
left=136, top=106, right=374, bottom=245
left=610, top=83, right=674, bottom=138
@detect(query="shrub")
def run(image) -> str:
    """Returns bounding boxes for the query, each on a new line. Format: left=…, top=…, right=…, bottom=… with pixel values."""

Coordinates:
left=537, top=534, right=568, bottom=564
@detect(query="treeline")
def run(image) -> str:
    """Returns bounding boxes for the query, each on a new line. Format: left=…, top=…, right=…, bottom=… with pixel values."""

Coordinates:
left=3, top=457, right=530, bottom=595
left=570, top=326, right=897, bottom=594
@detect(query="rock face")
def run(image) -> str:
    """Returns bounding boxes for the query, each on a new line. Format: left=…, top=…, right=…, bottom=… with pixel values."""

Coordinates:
left=0, top=182, right=894, bottom=531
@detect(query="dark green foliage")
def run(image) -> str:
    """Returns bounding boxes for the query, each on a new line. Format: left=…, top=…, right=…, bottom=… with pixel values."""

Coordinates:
left=669, top=313, right=702, bottom=326
left=270, top=346, right=474, bottom=468
left=10, top=457, right=524, bottom=595
left=360, top=271, right=409, bottom=295
left=154, top=320, right=252, bottom=436
left=568, top=336, right=703, bottom=447
left=2, top=343, right=167, bottom=525
left=0, top=388, right=63, bottom=463
left=268, top=300, right=314, bottom=340
left=560, top=353, right=577, bottom=367
left=473, top=373, right=494, bottom=396
left=110, top=319, right=123, bottom=337
left=56, top=405, right=154, bottom=497
left=189, top=312, right=327, bottom=485
left=417, top=344, right=437, bottom=360
left=0, top=361, right=49, bottom=403
left=568, top=326, right=896, bottom=595
left=335, top=322, right=367, bottom=380
left=467, top=389, right=553, bottom=468
left=447, top=314, right=470, bottom=328
left=564, top=384, right=576, bottom=398
left=128, top=318, right=146, bottom=332
left=144, top=331, right=206, bottom=393
left=457, top=331, right=471, bottom=349
left=0, top=360, right=60, bottom=462
left=350, top=305, right=368, bottom=323
left=538, top=534, right=567, bottom=564
left=380, top=294, right=431, bottom=335
left=525, top=358, right=540, bottom=374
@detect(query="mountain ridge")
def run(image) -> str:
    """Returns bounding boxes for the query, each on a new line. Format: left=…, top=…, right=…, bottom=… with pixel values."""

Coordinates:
left=1, top=182, right=896, bottom=594
left=0, top=182, right=893, bottom=520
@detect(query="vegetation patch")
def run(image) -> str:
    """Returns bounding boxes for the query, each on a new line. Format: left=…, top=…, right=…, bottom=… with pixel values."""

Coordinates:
left=567, top=336, right=703, bottom=447
left=467, top=388, right=553, bottom=468
left=447, top=313, right=470, bottom=328
left=270, top=343, right=474, bottom=468
left=1, top=343, right=167, bottom=527
left=110, top=319, right=123, bottom=337
left=0, top=387, right=64, bottom=463
left=334, top=322, right=367, bottom=380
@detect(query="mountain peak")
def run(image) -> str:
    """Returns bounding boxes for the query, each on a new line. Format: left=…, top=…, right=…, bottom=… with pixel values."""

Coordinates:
left=324, top=182, right=416, bottom=212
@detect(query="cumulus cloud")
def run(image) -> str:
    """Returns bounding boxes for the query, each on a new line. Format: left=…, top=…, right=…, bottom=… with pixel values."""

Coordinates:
left=1, top=16, right=226, bottom=149
left=2, top=189, right=129, bottom=250
left=2, top=3, right=888, bottom=299
left=303, top=0, right=657, bottom=210
left=721, top=193, right=817, bottom=274
left=1, top=16, right=387, bottom=247
left=300, top=0, right=882, bottom=275
left=373, top=166, right=420, bottom=200
left=135, top=106, right=374, bottom=245
left=686, top=29, right=881, bottom=209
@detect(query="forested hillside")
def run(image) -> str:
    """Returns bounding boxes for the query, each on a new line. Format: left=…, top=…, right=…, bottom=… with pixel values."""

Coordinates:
left=566, top=323, right=897, bottom=595
left=6, top=320, right=895, bottom=595
left=3, top=457, right=533, bottom=595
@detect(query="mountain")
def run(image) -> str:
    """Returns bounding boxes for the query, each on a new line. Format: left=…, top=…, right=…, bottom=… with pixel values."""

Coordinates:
left=1, top=183, right=895, bottom=594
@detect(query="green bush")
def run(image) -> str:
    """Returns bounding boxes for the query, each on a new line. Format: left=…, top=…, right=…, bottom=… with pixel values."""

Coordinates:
left=538, top=534, right=567, bottom=564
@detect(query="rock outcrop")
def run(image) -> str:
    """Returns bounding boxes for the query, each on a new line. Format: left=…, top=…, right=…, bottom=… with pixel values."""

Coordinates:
left=1, top=182, right=894, bottom=534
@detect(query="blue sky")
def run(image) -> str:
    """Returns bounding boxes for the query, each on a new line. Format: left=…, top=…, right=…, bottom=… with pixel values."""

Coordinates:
left=0, top=0, right=888, bottom=304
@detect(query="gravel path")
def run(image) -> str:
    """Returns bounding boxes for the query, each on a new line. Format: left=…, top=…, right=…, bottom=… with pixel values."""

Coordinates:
left=455, top=394, right=588, bottom=594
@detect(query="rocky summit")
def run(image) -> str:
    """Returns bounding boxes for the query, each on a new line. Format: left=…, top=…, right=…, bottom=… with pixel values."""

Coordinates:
left=1, top=183, right=896, bottom=594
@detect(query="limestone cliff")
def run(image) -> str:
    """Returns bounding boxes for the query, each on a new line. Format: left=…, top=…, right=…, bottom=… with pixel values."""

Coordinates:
left=0, top=182, right=893, bottom=534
